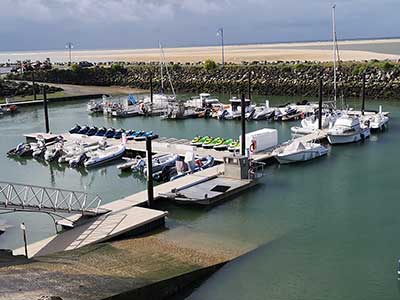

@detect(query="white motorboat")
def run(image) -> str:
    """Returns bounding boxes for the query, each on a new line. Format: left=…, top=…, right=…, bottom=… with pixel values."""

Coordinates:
left=291, top=113, right=339, bottom=136
left=327, top=115, right=370, bottom=144
left=185, top=93, right=221, bottom=109
left=111, top=95, right=142, bottom=118
left=273, top=141, right=328, bottom=164
left=368, top=106, right=389, bottom=131
left=143, top=153, right=179, bottom=175
left=249, top=101, right=275, bottom=120
left=84, top=144, right=125, bottom=168
left=87, top=99, right=104, bottom=114
left=117, top=155, right=143, bottom=172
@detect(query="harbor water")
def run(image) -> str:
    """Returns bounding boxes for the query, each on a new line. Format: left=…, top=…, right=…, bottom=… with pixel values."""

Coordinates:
left=0, top=94, right=399, bottom=300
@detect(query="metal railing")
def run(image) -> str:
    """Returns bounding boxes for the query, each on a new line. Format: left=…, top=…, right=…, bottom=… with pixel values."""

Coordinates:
left=0, top=181, right=108, bottom=216
left=248, top=160, right=266, bottom=179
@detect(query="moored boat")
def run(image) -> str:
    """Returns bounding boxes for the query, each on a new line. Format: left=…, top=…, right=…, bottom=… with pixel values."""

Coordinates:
left=84, top=144, right=126, bottom=168
left=327, top=115, right=370, bottom=144
left=273, top=141, right=328, bottom=164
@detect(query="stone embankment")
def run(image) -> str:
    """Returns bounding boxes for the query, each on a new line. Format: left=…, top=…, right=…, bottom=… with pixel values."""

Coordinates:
left=0, top=80, right=63, bottom=99
left=7, top=60, right=400, bottom=99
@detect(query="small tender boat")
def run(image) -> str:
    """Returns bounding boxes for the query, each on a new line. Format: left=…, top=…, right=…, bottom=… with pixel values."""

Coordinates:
left=95, top=127, right=107, bottom=136
left=127, top=130, right=143, bottom=140
left=32, top=139, right=47, bottom=159
left=169, top=155, right=215, bottom=181
left=228, top=140, right=240, bottom=152
left=327, top=115, right=370, bottom=144
left=131, top=153, right=170, bottom=173
left=214, top=139, right=233, bottom=151
left=44, top=143, right=64, bottom=162
left=69, top=153, right=89, bottom=168
left=117, top=156, right=143, bottom=172
left=7, top=143, right=32, bottom=157
left=86, top=126, right=98, bottom=136
left=201, top=136, right=215, bottom=148
left=0, top=103, right=18, bottom=114
left=69, top=124, right=81, bottom=134
left=134, top=131, right=158, bottom=141
left=190, top=136, right=208, bottom=147
left=105, top=128, right=116, bottom=138
left=87, top=99, right=104, bottom=114
left=203, top=137, right=224, bottom=149
left=77, top=125, right=90, bottom=135
left=84, top=144, right=126, bottom=168
left=368, top=107, right=389, bottom=131
left=113, top=128, right=125, bottom=139
left=273, top=141, right=328, bottom=164
left=143, top=153, right=179, bottom=175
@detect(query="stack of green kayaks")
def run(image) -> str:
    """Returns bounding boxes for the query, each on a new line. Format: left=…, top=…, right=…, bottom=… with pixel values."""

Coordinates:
left=190, top=136, right=210, bottom=147
left=228, top=140, right=240, bottom=152
left=214, top=138, right=234, bottom=151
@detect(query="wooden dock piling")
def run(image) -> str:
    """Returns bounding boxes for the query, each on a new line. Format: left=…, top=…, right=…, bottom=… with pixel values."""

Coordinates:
left=241, top=93, right=246, bottom=156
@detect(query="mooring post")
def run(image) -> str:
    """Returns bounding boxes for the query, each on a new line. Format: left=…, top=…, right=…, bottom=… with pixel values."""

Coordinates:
left=146, top=136, right=154, bottom=207
left=32, top=71, right=37, bottom=101
left=248, top=70, right=252, bottom=101
left=150, top=73, right=153, bottom=104
left=21, top=223, right=28, bottom=258
left=241, top=93, right=246, bottom=156
left=318, top=77, right=323, bottom=130
left=362, top=72, right=366, bottom=116
left=43, top=86, right=50, bottom=133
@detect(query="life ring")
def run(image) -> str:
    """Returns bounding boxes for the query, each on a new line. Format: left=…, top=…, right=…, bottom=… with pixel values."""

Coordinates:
left=249, top=140, right=256, bottom=154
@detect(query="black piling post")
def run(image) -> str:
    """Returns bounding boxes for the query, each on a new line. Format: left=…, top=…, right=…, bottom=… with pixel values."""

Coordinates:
left=241, top=93, right=246, bottom=156
left=43, top=86, right=50, bottom=133
left=32, top=71, right=37, bottom=101
left=362, top=72, right=366, bottom=115
left=150, top=73, right=153, bottom=104
left=248, top=70, right=252, bottom=101
left=318, top=77, right=323, bottom=130
left=146, top=136, right=154, bottom=207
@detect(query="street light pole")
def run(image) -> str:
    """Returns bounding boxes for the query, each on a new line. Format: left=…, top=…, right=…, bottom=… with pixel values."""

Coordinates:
left=217, top=28, right=225, bottom=67
left=66, top=42, right=74, bottom=66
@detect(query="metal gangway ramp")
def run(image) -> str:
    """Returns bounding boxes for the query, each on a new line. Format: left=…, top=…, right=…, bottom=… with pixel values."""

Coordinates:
left=0, top=181, right=109, bottom=216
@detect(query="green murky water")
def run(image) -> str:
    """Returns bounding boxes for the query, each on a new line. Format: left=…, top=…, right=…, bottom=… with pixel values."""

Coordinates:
left=0, top=94, right=399, bottom=300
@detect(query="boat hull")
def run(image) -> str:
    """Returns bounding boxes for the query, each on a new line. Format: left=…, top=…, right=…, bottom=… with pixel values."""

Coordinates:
left=327, top=128, right=370, bottom=144
left=276, top=147, right=328, bottom=164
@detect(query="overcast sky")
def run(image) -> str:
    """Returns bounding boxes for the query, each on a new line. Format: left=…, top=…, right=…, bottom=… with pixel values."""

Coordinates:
left=0, top=0, right=399, bottom=51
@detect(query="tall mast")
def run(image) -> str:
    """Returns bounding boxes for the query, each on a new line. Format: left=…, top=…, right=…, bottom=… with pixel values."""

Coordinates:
left=332, top=4, right=337, bottom=108
left=159, top=42, right=164, bottom=93
left=159, top=43, right=176, bottom=99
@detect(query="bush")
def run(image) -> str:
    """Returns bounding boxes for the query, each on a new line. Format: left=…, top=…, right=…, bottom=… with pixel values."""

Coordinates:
left=71, top=64, right=80, bottom=72
left=111, top=64, right=125, bottom=72
left=203, top=59, right=217, bottom=71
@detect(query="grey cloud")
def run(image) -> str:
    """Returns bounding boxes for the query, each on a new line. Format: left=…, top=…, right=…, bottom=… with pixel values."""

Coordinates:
left=0, top=0, right=399, bottom=51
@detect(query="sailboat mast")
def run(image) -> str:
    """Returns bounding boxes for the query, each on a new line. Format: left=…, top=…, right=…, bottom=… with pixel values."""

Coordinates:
left=159, top=44, right=176, bottom=99
left=159, top=42, right=164, bottom=93
left=332, top=4, right=337, bottom=108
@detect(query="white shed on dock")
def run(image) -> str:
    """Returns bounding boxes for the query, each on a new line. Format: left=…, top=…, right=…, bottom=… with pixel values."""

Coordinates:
left=240, top=128, right=278, bottom=154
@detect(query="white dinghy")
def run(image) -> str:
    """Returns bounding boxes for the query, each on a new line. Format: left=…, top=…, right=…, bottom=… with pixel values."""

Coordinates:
left=273, top=140, right=328, bottom=164
left=84, top=144, right=125, bottom=168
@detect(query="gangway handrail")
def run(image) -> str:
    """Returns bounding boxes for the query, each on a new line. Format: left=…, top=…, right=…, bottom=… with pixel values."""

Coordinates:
left=0, top=181, right=108, bottom=216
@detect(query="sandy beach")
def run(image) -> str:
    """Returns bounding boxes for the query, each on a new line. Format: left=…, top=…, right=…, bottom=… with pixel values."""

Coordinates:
left=1, top=38, right=400, bottom=64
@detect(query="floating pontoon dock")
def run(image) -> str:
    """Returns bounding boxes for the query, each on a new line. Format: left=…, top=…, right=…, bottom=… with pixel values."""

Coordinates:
left=14, top=129, right=329, bottom=257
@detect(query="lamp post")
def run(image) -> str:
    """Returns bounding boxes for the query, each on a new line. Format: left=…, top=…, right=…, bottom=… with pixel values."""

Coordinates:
left=217, top=28, right=225, bottom=67
left=65, top=42, right=74, bottom=66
